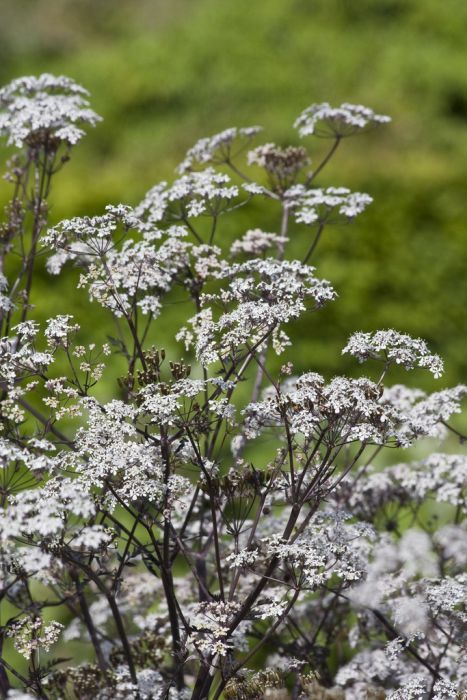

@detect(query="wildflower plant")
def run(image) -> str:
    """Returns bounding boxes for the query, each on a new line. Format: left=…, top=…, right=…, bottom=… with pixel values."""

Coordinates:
left=0, top=75, right=465, bottom=700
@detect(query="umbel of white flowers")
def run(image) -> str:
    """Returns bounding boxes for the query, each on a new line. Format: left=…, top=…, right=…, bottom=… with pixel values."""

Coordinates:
left=0, top=75, right=466, bottom=700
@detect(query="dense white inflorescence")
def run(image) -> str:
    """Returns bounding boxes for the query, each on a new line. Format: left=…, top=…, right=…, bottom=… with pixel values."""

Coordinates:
left=285, top=184, right=373, bottom=224
left=178, top=125, right=262, bottom=173
left=0, top=73, right=101, bottom=147
left=294, top=101, right=391, bottom=138
left=0, top=76, right=465, bottom=699
left=343, top=329, right=444, bottom=378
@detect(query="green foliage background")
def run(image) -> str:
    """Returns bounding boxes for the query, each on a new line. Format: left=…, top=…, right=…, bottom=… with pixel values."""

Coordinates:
left=1, top=0, right=466, bottom=389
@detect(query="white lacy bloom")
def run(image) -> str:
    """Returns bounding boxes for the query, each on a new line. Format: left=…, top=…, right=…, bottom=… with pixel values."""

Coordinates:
left=11, top=320, right=40, bottom=341
left=108, top=666, right=173, bottom=700
left=0, top=331, right=54, bottom=389
left=94, top=236, right=190, bottom=316
left=397, top=529, right=438, bottom=577
left=46, top=209, right=194, bottom=315
left=11, top=547, right=57, bottom=584
left=394, top=385, right=467, bottom=444
left=387, top=676, right=460, bottom=700
left=432, top=679, right=465, bottom=699
left=264, top=512, right=374, bottom=588
left=423, top=574, right=467, bottom=616
left=135, top=168, right=241, bottom=225
left=336, top=647, right=404, bottom=689
left=343, top=330, right=444, bottom=377
left=138, top=378, right=205, bottom=426
left=2, top=477, right=96, bottom=542
left=7, top=617, right=63, bottom=659
left=230, top=229, right=289, bottom=256
left=188, top=601, right=241, bottom=658
left=44, top=314, right=79, bottom=348
left=391, top=453, right=467, bottom=508
left=59, top=398, right=166, bottom=504
left=285, top=184, right=372, bottom=224
left=0, top=73, right=101, bottom=148
left=387, top=674, right=428, bottom=699
left=244, top=373, right=399, bottom=445
left=381, top=384, right=427, bottom=413
left=44, top=204, right=146, bottom=258
left=209, top=397, right=236, bottom=424
left=0, top=273, right=12, bottom=313
left=71, top=524, right=113, bottom=551
left=254, top=596, right=288, bottom=620
left=182, top=259, right=335, bottom=365
left=0, top=436, right=54, bottom=475
left=178, top=126, right=262, bottom=173
left=294, top=102, right=390, bottom=138
left=226, top=548, right=260, bottom=568
left=242, top=181, right=267, bottom=195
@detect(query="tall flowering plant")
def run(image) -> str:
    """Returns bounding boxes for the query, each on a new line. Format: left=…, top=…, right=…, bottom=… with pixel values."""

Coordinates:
left=0, top=76, right=465, bottom=700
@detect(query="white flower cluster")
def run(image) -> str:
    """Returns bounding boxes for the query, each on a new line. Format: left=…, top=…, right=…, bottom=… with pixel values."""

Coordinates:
left=0, top=73, right=101, bottom=148
left=138, top=378, right=205, bottom=426
left=2, top=76, right=466, bottom=698
left=135, top=168, right=241, bottom=225
left=178, top=125, right=262, bottom=173
left=294, top=101, right=391, bottom=138
left=2, top=477, right=96, bottom=539
left=61, top=399, right=167, bottom=503
left=188, top=601, right=242, bottom=658
left=243, top=372, right=398, bottom=445
left=80, top=235, right=190, bottom=316
left=6, top=617, right=63, bottom=659
left=263, top=512, right=374, bottom=588
left=382, top=383, right=467, bottom=445
left=230, top=228, right=289, bottom=257
left=0, top=272, right=12, bottom=315
left=343, top=330, right=444, bottom=377
left=44, top=314, right=80, bottom=348
left=0, top=327, right=53, bottom=385
left=285, top=184, right=373, bottom=225
left=389, top=677, right=461, bottom=700
left=178, top=259, right=335, bottom=364
left=334, top=537, right=467, bottom=696
left=0, top=436, right=54, bottom=476
left=44, top=204, right=144, bottom=262
left=392, top=453, right=467, bottom=508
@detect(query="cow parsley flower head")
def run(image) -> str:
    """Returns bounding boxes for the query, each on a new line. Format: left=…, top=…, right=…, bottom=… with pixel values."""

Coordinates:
left=230, top=229, right=289, bottom=257
left=343, top=330, right=444, bottom=377
left=178, top=125, right=262, bottom=173
left=0, top=73, right=101, bottom=148
left=386, top=384, right=467, bottom=445
left=179, top=259, right=335, bottom=365
left=7, top=617, right=63, bottom=659
left=285, top=184, right=373, bottom=224
left=388, top=677, right=462, bottom=700
left=391, top=453, right=467, bottom=508
left=294, top=102, right=391, bottom=138
left=135, top=168, right=241, bottom=225
left=44, top=204, right=143, bottom=259
left=44, top=315, right=80, bottom=348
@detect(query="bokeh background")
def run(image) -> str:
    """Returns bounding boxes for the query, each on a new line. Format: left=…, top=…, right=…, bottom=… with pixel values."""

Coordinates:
left=1, top=0, right=466, bottom=390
